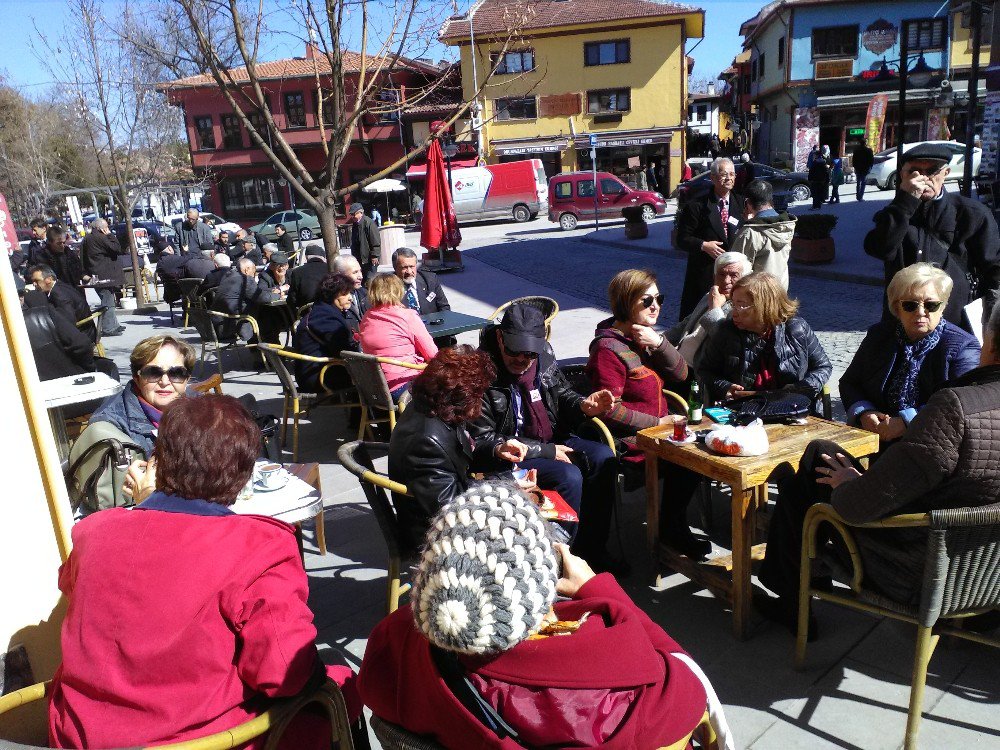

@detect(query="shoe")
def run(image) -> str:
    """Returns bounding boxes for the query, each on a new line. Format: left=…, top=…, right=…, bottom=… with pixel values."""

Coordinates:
left=756, top=593, right=818, bottom=641
left=103, top=328, right=125, bottom=337
left=661, top=528, right=712, bottom=559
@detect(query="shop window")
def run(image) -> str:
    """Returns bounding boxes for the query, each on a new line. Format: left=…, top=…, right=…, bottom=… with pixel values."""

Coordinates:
left=587, top=88, right=630, bottom=114
left=778, top=37, right=785, bottom=66
left=907, top=18, right=946, bottom=52
left=220, top=176, right=282, bottom=217
left=284, top=92, right=306, bottom=128
left=812, top=25, right=859, bottom=59
left=194, top=116, right=215, bottom=150
left=584, top=40, right=630, bottom=66
left=495, top=97, right=537, bottom=120
left=221, top=114, right=242, bottom=149
left=492, top=50, right=534, bottom=74
left=577, top=179, right=595, bottom=198
left=555, top=181, right=572, bottom=199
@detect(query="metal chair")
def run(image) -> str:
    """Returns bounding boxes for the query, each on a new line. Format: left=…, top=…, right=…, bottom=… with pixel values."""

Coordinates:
left=339, top=351, right=426, bottom=440
left=75, top=306, right=107, bottom=357
left=0, top=678, right=355, bottom=750
left=488, top=295, right=559, bottom=339
left=295, top=302, right=314, bottom=323
left=796, top=501, right=1000, bottom=749
left=122, top=265, right=153, bottom=302
left=259, top=343, right=362, bottom=462
left=177, top=278, right=204, bottom=327
left=186, top=306, right=261, bottom=379
left=338, top=441, right=412, bottom=614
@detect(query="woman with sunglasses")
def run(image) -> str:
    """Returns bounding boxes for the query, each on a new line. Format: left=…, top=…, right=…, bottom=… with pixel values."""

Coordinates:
left=840, top=263, right=980, bottom=447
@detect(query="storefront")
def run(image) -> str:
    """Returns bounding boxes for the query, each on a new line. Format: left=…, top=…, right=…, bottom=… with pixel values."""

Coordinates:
left=575, top=127, right=680, bottom=191
left=491, top=137, right=569, bottom=177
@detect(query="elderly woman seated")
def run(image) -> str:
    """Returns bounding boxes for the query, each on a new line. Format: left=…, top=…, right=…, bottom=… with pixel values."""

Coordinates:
left=50, top=395, right=365, bottom=749
left=292, top=272, right=360, bottom=393
left=359, top=272, right=438, bottom=399
left=358, top=483, right=733, bottom=750
left=840, top=262, right=980, bottom=446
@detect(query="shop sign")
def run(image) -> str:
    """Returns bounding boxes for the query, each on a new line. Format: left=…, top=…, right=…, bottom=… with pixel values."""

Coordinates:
left=793, top=107, right=819, bottom=172
left=847, top=127, right=865, bottom=136
left=862, top=19, right=897, bottom=56
left=865, top=94, right=889, bottom=151
left=496, top=144, right=562, bottom=155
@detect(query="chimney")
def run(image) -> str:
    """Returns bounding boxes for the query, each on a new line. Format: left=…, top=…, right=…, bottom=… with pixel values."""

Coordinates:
left=707, top=81, right=716, bottom=96
left=305, top=42, right=319, bottom=60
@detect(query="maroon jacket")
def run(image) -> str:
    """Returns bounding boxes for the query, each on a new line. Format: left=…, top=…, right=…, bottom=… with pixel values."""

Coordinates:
left=358, top=574, right=706, bottom=749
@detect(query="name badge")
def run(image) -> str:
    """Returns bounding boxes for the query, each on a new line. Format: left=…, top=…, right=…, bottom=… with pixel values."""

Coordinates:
left=727, top=215, right=739, bottom=228
left=426, top=291, right=436, bottom=302
left=529, top=389, right=542, bottom=403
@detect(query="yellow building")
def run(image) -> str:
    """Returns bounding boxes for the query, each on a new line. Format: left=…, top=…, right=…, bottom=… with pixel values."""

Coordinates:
left=440, top=0, right=704, bottom=193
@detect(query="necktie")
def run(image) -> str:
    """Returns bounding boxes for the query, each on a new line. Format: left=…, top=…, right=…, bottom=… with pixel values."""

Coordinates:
left=405, top=285, right=419, bottom=311
left=719, top=198, right=729, bottom=238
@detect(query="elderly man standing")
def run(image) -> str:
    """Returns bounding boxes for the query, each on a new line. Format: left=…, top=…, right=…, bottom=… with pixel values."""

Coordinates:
left=287, top=244, right=329, bottom=311
left=675, top=157, right=744, bottom=319
left=333, top=255, right=368, bottom=331
left=730, top=179, right=796, bottom=290
left=81, top=218, right=127, bottom=336
left=864, top=143, right=1000, bottom=329
left=178, top=208, right=215, bottom=256
left=350, top=201, right=380, bottom=282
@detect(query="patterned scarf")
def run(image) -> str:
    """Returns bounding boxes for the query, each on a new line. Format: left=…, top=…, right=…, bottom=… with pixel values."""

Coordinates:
left=886, top=320, right=945, bottom=413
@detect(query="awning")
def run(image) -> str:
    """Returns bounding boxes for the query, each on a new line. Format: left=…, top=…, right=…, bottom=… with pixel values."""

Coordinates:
left=406, top=157, right=478, bottom=178
left=577, top=127, right=676, bottom=149
left=491, top=137, right=569, bottom=156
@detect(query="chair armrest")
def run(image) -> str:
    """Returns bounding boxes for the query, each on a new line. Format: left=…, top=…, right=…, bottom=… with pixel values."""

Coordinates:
left=0, top=681, right=50, bottom=716
left=337, top=441, right=412, bottom=496
left=209, top=310, right=260, bottom=338
left=76, top=309, right=106, bottom=328
left=190, top=373, right=224, bottom=395
left=662, top=389, right=688, bottom=413
left=260, top=343, right=342, bottom=365
left=586, top=417, right=617, bottom=453
left=375, top=357, right=427, bottom=371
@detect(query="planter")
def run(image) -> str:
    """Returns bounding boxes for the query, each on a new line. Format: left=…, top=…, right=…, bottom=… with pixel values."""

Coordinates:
left=791, top=236, right=835, bottom=264
left=621, top=205, right=648, bottom=240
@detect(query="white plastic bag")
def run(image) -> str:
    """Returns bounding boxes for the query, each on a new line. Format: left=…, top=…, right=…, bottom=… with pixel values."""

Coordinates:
left=705, top=419, right=769, bottom=457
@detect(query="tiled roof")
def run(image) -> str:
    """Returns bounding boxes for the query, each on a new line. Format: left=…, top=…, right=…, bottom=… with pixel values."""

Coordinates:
left=440, top=0, right=701, bottom=41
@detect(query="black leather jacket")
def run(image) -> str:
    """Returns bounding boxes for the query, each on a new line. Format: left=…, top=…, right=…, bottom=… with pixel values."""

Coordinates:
left=469, top=327, right=585, bottom=467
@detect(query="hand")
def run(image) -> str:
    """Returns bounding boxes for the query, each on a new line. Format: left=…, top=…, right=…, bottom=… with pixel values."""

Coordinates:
left=496, top=438, right=528, bottom=463
left=127, top=458, right=158, bottom=501
left=630, top=324, right=662, bottom=349
left=121, top=459, right=147, bottom=499
left=707, top=284, right=726, bottom=310
left=857, top=411, right=887, bottom=434
left=580, top=389, right=614, bottom=416
left=815, top=452, right=862, bottom=489
left=875, top=416, right=906, bottom=443
left=725, top=383, right=745, bottom=399
left=555, top=543, right=596, bottom=597
left=900, top=170, right=932, bottom=200
left=514, top=468, right=538, bottom=492
left=701, top=240, right=725, bottom=259
left=553, top=444, right=574, bottom=463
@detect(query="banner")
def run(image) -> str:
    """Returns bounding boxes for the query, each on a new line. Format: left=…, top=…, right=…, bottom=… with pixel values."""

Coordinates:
left=793, top=107, right=819, bottom=173
left=926, top=109, right=952, bottom=142
left=0, top=193, right=18, bottom=266
left=865, top=94, right=889, bottom=151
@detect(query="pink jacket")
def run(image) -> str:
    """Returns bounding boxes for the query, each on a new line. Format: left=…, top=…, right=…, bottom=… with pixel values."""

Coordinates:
left=359, top=304, right=438, bottom=391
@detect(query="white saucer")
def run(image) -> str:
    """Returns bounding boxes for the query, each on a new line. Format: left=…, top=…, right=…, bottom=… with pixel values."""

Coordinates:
left=254, top=474, right=290, bottom=493
left=663, top=432, right=697, bottom=446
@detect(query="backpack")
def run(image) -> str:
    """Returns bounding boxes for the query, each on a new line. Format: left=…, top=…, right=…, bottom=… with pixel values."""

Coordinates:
left=65, top=420, right=146, bottom=513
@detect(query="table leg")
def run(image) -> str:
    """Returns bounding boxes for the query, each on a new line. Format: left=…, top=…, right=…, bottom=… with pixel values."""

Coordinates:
left=645, top=454, right=659, bottom=551
left=730, top=484, right=758, bottom=641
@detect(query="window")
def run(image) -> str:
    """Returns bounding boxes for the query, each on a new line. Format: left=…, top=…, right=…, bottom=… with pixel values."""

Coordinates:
left=494, top=96, right=537, bottom=120
left=577, top=179, right=595, bottom=198
left=759, top=52, right=765, bottom=75
left=221, top=114, right=242, bottom=149
left=907, top=18, right=947, bottom=51
left=315, top=92, right=335, bottom=125
left=284, top=92, right=306, bottom=128
left=812, top=25, right=859, bottom=58
left=492, top=50, right=534, bottom=74
left=219, top=177, right=282, bottom=217
left=600, top=178, right=624, bottom=196
left=696, top=104, right=707, bottom=122
left=584, top=40, right=630, bottom=66
left=778, top=37, right=785, bottom=66
left=587, top=88, right=630, bottom=114
left=554, top=181, right=572, bottom=199
left=194, top=116, right=215, bottom=150
left=751, top=58, right=758, bottom=81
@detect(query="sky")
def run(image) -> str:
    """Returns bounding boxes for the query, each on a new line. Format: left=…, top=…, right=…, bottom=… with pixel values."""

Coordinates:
left=0, top=0, right=749, bottom=93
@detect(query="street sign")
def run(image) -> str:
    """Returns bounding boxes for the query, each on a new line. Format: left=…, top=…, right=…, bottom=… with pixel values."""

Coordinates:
left=589, top=133, right=598, bottom=148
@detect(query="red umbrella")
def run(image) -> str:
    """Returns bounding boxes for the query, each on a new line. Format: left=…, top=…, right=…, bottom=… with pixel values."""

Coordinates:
left=420, top=139, right=462, bottom=263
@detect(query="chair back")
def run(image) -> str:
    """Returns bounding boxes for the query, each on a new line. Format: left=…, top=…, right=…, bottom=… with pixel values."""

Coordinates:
left=187, top=305, right=219, bottom=345
left=178, top=278, right=204, bottom=308
left=338, top=441, right=407, bottom=561
left=370, top=715, right=445, bottom=750
left=296, top=302, right=314, bottom=322
left=259, top=344, right=300, bottom=399
left=189, top=373, right=224, bottom=395
left=489, top=296, right=559, bottom=339
left=340, top=351, right=395, bottom=414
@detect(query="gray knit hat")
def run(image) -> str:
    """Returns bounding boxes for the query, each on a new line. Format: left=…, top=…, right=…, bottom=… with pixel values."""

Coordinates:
left=411, top=483, right=559, bottom=656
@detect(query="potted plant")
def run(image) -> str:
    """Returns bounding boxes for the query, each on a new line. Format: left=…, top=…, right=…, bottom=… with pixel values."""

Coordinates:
left=621, top=205, right=648, bottom=240
left=791, top=213, right=837, bottom=264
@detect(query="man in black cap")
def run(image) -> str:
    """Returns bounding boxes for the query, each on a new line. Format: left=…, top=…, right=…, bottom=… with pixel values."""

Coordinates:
left=259, top=251, right=290, bottom=294
left=471, top=303, right=625, bottom=573
left=287, top=243, right=329, bottom=311
left=349, top=201, right=380, bottom=283
left=864, top=143, right=1000, bottom=328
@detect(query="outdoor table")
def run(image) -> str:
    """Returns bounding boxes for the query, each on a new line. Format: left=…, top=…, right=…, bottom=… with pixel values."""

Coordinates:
left=420, top=310, right=490, bottom=339
left=40, top=372, right=123, bottom=462
left=636, top=416, right=880, bottom=640
left=231, top=461, right=327, bottom=560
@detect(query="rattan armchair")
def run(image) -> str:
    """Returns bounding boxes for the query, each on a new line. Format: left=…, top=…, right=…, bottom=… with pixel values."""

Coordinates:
left=339, top=351, right=426, bottom=440
left=186, top=307, right=261, bottom=379
left=75, top=306, right=107, bottom=357
left=488, top=295, right=559, bottom=339
left=0, top=678, right=355, bottom=750
left=177, top=278, right=205, bottom=328
left=796, top=501, right=1000, bottom=749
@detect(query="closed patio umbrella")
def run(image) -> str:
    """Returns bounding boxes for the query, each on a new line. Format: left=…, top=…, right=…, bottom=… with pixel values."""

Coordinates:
left=420, top=139, right=462, bottom=269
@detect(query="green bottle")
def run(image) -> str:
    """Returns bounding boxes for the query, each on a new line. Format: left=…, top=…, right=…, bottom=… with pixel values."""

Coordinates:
left=688, top=380, right=703, bottom=425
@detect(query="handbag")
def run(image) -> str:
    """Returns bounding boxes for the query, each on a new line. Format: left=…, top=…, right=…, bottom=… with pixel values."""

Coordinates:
left=727, top=391, right=811, bottom=425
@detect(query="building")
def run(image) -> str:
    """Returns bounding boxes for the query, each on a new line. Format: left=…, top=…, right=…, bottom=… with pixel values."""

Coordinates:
left=439, top=0, right=704, bottom=193
left=160, top=45, right=450, bottom=223
left=718, top=50, right=754, bottom=150
left=687, top=83, right=725, bottom=137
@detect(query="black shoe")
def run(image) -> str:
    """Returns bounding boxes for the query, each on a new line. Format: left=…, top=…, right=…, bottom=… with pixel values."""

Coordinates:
left=661, top=528, right=712, bottom=559
left=756, top=593, right=818, bottom=641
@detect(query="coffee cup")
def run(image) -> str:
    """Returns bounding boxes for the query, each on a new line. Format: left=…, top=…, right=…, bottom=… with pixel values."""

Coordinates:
left=257, top=463, right=284, bottom=489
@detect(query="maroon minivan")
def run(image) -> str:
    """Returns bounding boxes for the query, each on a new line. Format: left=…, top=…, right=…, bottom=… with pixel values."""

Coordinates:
left=548, top=171, right=667, bottom=230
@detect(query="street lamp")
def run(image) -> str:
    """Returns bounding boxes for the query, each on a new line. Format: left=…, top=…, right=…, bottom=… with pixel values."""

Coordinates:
left=442, top=140, right=460, bottom=190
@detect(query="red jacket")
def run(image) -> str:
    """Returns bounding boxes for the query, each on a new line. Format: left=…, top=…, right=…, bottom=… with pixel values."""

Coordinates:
left=358, top=574, right=706, bottom=749
left=48, top=495, right=356, bottom=749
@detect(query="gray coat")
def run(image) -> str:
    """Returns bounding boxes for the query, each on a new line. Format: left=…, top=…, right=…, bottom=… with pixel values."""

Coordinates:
left=178, top=219, right=215, bottom=255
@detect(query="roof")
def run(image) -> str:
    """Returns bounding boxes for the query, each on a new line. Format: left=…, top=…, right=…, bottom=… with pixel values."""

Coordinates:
left=440, top=0, right=704, bottom=42
left=739, top=0, right=848, bottom=39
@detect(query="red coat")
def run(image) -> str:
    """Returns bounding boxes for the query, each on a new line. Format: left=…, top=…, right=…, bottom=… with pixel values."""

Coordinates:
left=48, top=496, right=357, bottom=749
left=358, top=574, right=706, bottom=749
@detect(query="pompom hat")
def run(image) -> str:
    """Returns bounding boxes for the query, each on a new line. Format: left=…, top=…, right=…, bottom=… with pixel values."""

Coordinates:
left=411, top=483, right=559, bottom=655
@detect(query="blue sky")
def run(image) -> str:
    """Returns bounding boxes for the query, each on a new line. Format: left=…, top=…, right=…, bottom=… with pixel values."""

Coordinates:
left=0, top=0, right=748, bottom=93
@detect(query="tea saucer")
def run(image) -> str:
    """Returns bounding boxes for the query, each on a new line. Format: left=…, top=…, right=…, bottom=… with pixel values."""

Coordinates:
left=254, top=474, right=290, bottom=493
left=663, top=432, right=697, bottom=446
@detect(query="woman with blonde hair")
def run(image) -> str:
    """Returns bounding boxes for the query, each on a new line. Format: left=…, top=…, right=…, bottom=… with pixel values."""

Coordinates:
left=359, top=272, right=438, bottom=398
left=840, top=262, right=980, bottom=445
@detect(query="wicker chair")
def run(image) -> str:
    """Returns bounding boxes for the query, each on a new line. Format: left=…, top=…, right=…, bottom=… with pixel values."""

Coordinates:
left=189, top=372, right=224, bottom=395
left=796, top=502, right=1000, bottom=749
left=338, top=441, right=412, bottom=614
left=177, top=278, right=205, bottom=327
left=488, top=296, right=559, bottom=339
left=75, top=306, right=107, bottom=358
left=339, top=351, right=425, bottom=440
left=186, top=306, right=261, bottom=379
left=0, top=678, right=355, bottom=750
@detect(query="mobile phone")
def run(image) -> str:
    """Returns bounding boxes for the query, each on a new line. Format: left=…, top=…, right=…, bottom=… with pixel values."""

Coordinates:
left=428, top=317, right=444, bottom=325
left=512, top=468, right=528, bottom=481
left=705, top=406, right=733, bottom=424
left=73, top=375, right=96, bottom=385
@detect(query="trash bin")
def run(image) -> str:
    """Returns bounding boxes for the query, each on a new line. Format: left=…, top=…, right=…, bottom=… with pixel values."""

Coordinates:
left=773, top=190, right=792, bottom=212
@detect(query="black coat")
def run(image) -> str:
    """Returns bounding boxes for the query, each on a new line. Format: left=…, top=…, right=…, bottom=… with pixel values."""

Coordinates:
left=182, top=253, right=216, bottom=280
left=864, top=190, right=1000, bottom=327
left=81, top=231, right=126, bottom=287
left=675, top=191, right=744, bottom=319
left=45, top=280, right=92, bottom=324
left=287, top=259, right=329, bottom=311
left=350, top=216, right=381, bottom=267
left=852, top=144, right=875, bottom=175
left=343, top=287, right=369, bottom=332
left=198, top=267, right=229, bottom=296
left=276, top=232, right=296, bottom=256
left=292, top=302, right=358, bottom=392
left=36, top=245, right=86, bottom=289
left=406, top=269, right=451, bottom=315
left=156, top=253, right=187, bottom=303
left=23, top=305, right=94, bottom=381
left=697, top=317, right=832, bottom=403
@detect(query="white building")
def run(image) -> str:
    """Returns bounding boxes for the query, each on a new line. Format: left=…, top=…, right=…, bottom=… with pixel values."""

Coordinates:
left=687, top=82, right=724, bottom=136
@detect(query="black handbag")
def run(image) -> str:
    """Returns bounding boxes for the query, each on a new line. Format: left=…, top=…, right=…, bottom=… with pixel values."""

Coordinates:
left=727, top=391, right=811, bottom=425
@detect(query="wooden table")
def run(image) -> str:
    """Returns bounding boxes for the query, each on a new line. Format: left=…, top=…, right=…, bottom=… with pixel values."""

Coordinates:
left=637, top=417, right=880, bottom=640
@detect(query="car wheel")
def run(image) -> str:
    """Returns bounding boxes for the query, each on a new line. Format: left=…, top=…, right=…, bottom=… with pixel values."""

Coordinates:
left=791, top=183, right=811, bottom=203
left=640, top=204, right=656, bottom=222
left=886, top=172, right=898, bottom=191
left=559, top=212, right=578, bottom=231
left=512, top=204, right=531, bottom=223
left=298, top=228, right=313, bottom=240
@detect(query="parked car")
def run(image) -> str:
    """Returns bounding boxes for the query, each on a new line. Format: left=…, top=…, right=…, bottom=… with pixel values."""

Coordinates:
left=113, top=220, right=176, bottom=258
left=866, top=140, right=982, bottom=191
left=249, top=209, right=324, bottom=241
left=675, top=162, right=811, bottom=207
left=408, top=159, right=548, bottom=224
left=548, top=171, right=667, bottom=231
left=163, top=212, right=243, bottom=240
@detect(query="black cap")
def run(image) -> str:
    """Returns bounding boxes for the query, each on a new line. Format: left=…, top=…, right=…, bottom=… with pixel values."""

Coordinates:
left=499, top=304, right=546, bottom=355
left=270, top=251, right=288, bottom=265
left=305, top=243, right=325, bottom=257
left=349, top=202, right=364, bottom=214
left=900, top=143, right=952, bottom=167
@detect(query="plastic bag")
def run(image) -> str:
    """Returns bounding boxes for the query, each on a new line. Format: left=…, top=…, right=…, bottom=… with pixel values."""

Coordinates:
left=705, top=419, right=769, bottom=457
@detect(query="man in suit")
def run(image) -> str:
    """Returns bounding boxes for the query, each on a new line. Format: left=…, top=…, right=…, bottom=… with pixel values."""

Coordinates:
left=27, top=264, right=91, bottom=325
left=182, top=250, right=216, bottom=280
left=392, top=247, right=450, bottom=315
left=211, top=258, right=279, bottom=341
left=178, top=208, right=215, bottom=255
left=287, top=243, right=329, bottom=311
left=349, top=201, right=380, bottom=282
left=36, top=226, right=89, bottom=291
left=23, top=218, right=48, bottom=270
left=334, top=254, right=368, bottom=332
left=675, top=157, right=743, bottom=319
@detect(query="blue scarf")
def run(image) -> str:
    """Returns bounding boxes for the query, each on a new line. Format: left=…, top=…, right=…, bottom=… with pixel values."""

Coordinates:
left=886, top=320, right=945, bottom=413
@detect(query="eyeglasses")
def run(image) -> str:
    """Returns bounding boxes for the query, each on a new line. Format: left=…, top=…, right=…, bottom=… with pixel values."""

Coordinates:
left=138, top=365, right=190, bottom=384
left=904, top=165, right=945, bottom=178
left=501, top=341, right=538, bottom=359
left=733, top=302, right=755, bottom=312
left=640, top=294, right=665, bottom=309
left=900, top=300, right=943, bottom=314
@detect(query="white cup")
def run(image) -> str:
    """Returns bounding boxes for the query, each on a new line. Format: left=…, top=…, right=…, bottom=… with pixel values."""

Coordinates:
left=257, top=463, right=283, bottom=489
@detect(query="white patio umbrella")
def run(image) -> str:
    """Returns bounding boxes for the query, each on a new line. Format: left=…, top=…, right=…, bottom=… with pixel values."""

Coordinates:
left=362, top=178, right=407, bottom=222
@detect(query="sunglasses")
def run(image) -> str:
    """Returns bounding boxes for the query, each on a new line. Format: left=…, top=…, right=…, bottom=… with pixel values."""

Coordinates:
left=640, top=294, right=665, bottom=309
left=138, top=365, right=191, bottom=384
left=501, top=340, right=538, bottom=359
left=900, top=300, right=943, bottom=314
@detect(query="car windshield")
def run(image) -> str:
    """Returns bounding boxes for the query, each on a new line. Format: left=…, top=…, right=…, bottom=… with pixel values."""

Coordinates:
left=299, top=209, right=317, bottom=217
left=875, top=148, right=897, bottom=158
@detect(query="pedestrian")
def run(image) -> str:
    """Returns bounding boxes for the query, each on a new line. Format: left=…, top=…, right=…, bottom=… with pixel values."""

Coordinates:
left=177, top=208, right=214, bottom=255
left=807, top=145, right=831, bottom=210
left=370, top=205, right=382, bottom=226
left=349, top=201, right=381, bottom=282
left=829, top=157, right=844, bottom=203
left=646, top=161, right=659, bottom=192
left=411, top=191, right=423, bottom=226
left=852, top=142, right=875, bottom=201
left=81, top=218, right=127, bottom=336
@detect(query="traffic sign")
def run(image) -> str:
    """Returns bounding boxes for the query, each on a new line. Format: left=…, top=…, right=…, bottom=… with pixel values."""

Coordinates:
left=589, top=133, right=598, bottom=148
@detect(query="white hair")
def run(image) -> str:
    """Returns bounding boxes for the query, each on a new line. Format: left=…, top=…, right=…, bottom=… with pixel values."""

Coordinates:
left=715, top=251, right=752, bottom=275
left=91, top=218, right=109, bottom=232
left=214, top=253, right=232, bottom=268
left=333, top=254, right=361, bottom=273
left=238, top=257, right=256, bottom=273
left=710, top=157, right=735, bottom=176
left=262, top=243, right=278, bottom=254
